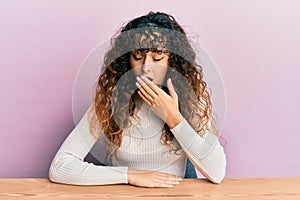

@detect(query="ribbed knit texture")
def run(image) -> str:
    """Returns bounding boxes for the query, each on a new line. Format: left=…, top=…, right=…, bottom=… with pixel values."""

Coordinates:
left=49, top=103, right=226, bottom=185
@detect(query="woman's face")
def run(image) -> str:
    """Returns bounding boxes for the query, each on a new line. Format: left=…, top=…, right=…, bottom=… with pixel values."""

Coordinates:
left=130, top=50, right=169, bottom=85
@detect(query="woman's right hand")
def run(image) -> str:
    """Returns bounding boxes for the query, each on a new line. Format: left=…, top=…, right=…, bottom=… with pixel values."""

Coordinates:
left=127, top=168, right=182, bottom=188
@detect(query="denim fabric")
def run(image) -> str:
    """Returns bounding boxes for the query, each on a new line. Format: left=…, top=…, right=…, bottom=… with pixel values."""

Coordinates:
left=184, top=158, right=197, bottom=178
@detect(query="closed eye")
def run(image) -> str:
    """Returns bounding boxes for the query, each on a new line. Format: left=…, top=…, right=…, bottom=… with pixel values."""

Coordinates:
left=153, top=57, right=165, bottom=61
left=132, top=55, right=164, bottom=62
left=132, top=55, right=142, bottom=61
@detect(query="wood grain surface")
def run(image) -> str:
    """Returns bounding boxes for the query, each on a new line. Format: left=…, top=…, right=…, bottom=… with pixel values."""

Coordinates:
left=0, top=178, right=299, bottom=200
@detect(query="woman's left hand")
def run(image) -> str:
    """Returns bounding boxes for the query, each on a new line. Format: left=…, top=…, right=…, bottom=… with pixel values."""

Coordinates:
left=136, top=76, right=183, bottom=129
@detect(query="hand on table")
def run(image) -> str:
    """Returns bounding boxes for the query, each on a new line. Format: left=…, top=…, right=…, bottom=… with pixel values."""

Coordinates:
left=127, top=168, right=182, bottom=188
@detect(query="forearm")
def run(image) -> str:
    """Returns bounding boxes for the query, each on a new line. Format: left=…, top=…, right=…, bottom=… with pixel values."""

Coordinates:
left=166, top=111, right=183, bottom=129
left=48, top=105, right=128, bottom=186
left=170, top=119, right=227, bottom=184
left=49, top=152, right=128, bottom=185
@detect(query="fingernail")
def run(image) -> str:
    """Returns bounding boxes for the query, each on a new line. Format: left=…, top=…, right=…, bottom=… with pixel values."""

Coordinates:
left=141, top=75, right=149, bottom=81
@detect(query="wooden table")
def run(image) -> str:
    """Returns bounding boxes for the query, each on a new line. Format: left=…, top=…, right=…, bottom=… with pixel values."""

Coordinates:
left=0, top=178, right=299, bottom=199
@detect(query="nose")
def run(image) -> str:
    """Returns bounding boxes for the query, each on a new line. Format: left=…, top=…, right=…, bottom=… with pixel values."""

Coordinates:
left=142, top=54, right=152, bottom=73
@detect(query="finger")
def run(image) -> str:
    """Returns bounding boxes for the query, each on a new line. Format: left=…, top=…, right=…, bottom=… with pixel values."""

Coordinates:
left=161, top=184, right=174, bottom=188
left=154, top=171, right=179, bottom=177
left=137, top=90, right=152, bottom=106
left=137, top=76, right=158, bottom=99
left=161, top=176, right=182, bottom=182
left=136, top=81, right=153, bottom=100
left=150, top=178, right=179, bottom=187
left=155, top=182, right=176, bottom=188
left=155, top=172, right=182, bottom=181
left=154, top=178, right=181, bottom=185
left=147, top=182, right=173, bottom=188
left=167, top=78, right=178, bottom=99
left=140, top=75, right=161, bottom=94
left=155, top=183, right=173, bottom=188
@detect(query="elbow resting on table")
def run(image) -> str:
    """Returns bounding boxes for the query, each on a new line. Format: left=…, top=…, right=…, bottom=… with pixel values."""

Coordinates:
left=200, top=156, right=227, bottom=184
left=209, top=173, right=225, bottom=184
left=207, top=163, right=226, bottom=184
left=48, top=156, right=74, bottom=184
left=48, top=160, right=63, bottom=184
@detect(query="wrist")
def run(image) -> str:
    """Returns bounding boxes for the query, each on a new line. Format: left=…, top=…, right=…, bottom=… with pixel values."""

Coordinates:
left=167, top=112, right=183, bottom=129
left=127, top=168, right=138, bottom=185
left=127, top=168, right=133, bottom=184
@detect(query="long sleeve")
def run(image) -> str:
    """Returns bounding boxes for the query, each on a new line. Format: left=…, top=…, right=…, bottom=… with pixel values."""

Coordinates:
left=48, top=105, right=128, bottom=185
left=170, top=118, right=227, bottom=184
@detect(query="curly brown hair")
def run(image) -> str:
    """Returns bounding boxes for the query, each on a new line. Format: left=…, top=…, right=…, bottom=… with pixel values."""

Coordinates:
left=88, top=11, right=216, bottom=152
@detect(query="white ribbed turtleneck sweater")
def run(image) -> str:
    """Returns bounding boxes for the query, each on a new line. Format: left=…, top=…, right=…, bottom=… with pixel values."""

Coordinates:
left=49, top=103, right=226, bottom=185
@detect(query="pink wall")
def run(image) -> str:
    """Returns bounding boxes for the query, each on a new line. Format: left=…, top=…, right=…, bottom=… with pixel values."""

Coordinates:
left=1, top=1, right=299, bottom=178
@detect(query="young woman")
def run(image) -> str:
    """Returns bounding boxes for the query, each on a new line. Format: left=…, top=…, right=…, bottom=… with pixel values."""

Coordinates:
left=49, top=11, right=226, bottom=188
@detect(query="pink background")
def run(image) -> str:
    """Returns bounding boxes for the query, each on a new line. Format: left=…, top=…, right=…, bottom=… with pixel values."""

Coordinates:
left=1, top=1, right=299, bottom=178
